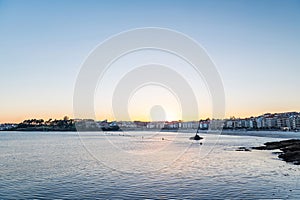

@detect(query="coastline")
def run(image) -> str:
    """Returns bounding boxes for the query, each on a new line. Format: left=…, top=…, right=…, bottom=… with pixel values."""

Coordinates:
left=252, top=139, right=300, bottom=165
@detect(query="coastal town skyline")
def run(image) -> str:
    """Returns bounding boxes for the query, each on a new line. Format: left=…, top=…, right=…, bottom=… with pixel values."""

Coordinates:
left=1, top=111, right=300, bottom=131
left=2, top=108, right=300, bottom=124
left=0, top=111, right=300, bottom=124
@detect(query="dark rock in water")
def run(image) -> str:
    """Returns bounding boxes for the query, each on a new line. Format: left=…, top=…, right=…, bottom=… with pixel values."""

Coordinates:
left=253, top=139, right=300, bottom=165
left=190, top=134, right=203, bottom=141
left=272, top=151, right=282, bottom=155
left=278, top=151, right=300, bottom=165
left=253, top=139, right=300, bottom=150
left=236, top=147, right=251, bottom=152
left=252, top=146, right=268, bottom=150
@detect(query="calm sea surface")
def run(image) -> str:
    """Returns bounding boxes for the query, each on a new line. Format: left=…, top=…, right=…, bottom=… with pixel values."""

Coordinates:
left=1, top=131, right=300, bottom=199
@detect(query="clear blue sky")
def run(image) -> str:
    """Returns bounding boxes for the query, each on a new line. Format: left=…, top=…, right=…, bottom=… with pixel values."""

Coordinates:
left=0, top=0, right=300, bottom=122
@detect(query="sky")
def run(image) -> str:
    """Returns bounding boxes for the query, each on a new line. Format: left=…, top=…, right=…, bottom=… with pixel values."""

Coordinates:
left=0, top=0, right=300, bottom=123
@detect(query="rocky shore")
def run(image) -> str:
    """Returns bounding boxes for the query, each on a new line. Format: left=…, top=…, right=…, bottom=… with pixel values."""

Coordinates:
left=252, top=139, right=300, bottom=165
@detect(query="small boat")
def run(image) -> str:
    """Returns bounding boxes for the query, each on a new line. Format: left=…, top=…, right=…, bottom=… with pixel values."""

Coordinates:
left=189, top=120, right=203, bottom=141
left=189, top=133, right=203, bottom=140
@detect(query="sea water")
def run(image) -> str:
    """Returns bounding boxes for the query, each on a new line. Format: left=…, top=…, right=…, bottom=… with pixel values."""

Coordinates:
left=0, top=131, right=300, bottom=199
